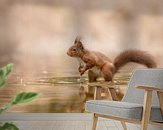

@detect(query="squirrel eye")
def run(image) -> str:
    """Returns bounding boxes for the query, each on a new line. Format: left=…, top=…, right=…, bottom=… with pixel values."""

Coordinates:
left=73, top=48, right=77, bottom=51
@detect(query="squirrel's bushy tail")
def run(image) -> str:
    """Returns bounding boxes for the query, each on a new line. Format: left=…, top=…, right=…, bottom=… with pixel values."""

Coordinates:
left=113, top=50, right=157, bottom=73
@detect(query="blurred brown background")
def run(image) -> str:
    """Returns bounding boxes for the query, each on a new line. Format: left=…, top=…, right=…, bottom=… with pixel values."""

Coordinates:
left=0, top=0, right=163, bottom=77
left=1, top=0, right=163, bottom=113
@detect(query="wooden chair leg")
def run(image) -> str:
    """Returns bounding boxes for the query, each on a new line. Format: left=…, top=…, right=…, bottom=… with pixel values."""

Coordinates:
left=92, top=113, right=98, bottom=130
left=106, top=88, right=113, bottom=100
left=94, top=86, right=101, bottom=100
left=92, top=87, right=100, bottom=130
left=109, top=88, right=119, bottom=101
left=121, top=121, right=127, bottom=130
left=141, top=90, right=152, bottom=130
left=157, top=91, right=163, bottom=114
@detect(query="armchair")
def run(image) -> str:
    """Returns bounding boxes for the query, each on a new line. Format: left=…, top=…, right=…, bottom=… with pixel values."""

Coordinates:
left=85, top=69, right=163, bottom=130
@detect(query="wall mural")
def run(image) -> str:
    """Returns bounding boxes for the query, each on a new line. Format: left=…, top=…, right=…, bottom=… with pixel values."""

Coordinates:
left=0, top=0, right=163, bottom=113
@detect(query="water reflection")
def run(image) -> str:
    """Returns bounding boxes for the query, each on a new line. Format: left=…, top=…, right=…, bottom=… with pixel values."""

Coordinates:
left=0, top=72, right=131, bottom=113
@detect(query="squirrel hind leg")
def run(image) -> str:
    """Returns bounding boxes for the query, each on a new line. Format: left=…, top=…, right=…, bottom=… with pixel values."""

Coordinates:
left=103, top=72, right=113, bottom=82
left=101, top=64, right=113, bottom=82
left=88, top=70, right=98, bottom=82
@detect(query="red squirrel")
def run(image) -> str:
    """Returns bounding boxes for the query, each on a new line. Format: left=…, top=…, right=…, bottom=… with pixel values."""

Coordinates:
left=67, top=37, right=157, bottom=82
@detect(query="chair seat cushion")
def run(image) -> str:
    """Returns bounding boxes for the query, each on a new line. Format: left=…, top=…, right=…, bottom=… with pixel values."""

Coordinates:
left=85, top=100, right=163, bottom=122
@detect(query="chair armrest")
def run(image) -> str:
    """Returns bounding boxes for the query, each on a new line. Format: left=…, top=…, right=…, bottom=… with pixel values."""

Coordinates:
left=136, top=86, right=163, bottom=92
left=137, top=86, right=163, bottom=116
left=137, top=86, right=163, bottom=123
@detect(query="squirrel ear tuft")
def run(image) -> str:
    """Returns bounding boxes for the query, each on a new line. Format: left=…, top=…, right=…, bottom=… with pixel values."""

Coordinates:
left=74, top=36, right=84, bottom=49
left=74, top=36, right=81, bottom=44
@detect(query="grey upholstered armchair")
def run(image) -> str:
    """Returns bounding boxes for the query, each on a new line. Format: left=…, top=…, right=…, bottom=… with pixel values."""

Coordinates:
left=85, top=69, right=163, bottom=130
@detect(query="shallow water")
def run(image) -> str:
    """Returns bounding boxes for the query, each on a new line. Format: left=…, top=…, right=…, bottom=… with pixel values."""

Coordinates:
left=0, top=71, right=131, bottom=113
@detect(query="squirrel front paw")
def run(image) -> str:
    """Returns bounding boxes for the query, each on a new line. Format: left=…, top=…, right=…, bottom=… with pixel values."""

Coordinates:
left=79, top=66, right=85, bottom=76
left=80, top=69, right=85, bottom=75
left=78, top=65, right=84, bottom=71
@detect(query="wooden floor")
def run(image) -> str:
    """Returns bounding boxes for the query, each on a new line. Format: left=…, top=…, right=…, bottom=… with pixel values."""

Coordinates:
left=0, top=113, right=140, bottom=130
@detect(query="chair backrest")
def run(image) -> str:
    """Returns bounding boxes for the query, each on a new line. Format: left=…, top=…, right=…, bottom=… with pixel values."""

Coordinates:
left=122, top=68, right=163, bottom=107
